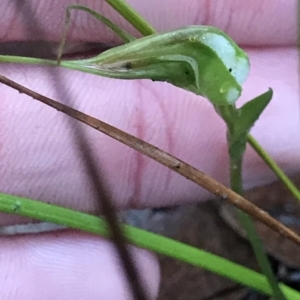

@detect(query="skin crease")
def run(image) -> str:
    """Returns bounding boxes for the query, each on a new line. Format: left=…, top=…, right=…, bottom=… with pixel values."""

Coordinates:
left=0, top=0, right=299, bottom=299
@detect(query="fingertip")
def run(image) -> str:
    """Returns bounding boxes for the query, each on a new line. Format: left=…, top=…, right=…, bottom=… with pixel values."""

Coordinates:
left=0, top=230, right=160, bottom=299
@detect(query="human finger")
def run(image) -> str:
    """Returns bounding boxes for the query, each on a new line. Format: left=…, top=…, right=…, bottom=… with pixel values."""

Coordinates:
left=0, top=230, right=160, bottom=299
left=0, top=0, right=296, bottom=46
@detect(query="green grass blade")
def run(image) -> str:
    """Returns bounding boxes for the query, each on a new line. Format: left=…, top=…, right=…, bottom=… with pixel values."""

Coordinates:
left=0, top=191, right=299, bottom=299
left=247, top=135, right=300, bottom=202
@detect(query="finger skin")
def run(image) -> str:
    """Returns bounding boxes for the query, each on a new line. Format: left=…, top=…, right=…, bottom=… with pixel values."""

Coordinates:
left=0, top=0, right=296, bottom=46
left=0, top=231, right=160, bottom=299
left=0, top=48, right=299, bottom=221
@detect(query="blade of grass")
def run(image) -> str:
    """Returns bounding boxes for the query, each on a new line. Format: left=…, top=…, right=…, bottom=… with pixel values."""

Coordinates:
left=247, top=135, right=300, bottom=202
left=0, top=191, right=299, bottom=299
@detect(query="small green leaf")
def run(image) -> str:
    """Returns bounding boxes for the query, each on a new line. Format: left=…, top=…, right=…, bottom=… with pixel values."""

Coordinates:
left=235, top=88, right=273, bottom=136
left=222, top=89, right=273, bottom=160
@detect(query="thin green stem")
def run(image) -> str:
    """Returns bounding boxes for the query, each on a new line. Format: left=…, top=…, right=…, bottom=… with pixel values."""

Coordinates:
left=228, top=133, right=286, bottom=300
left=247, top=135, right=300, bottom=202
left=105, top=0, right=156, bottom=36
left=0, top=55, right=57, bottom=66
left=0, top=54, right=137, bottom=79
left=0, top=191, right=298, bottom=299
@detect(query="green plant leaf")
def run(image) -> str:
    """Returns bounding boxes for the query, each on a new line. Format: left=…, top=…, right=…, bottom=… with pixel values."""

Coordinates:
left=235, top=89, right=273, bottom=136
left=219, top=89, right=273, bottom=162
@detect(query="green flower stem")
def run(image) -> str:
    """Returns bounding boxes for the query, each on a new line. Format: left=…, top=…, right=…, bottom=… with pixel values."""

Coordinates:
left=228, top=132, right=286, bottom=300
left=0, top=54, right=126, bottom=79
left=0, top=191, right=298, bottom=299
left=0, top=55, right=57, bottom=66
left=247, top=135, right=300, bottom=202
left=105, top=0, right=156, bottom=36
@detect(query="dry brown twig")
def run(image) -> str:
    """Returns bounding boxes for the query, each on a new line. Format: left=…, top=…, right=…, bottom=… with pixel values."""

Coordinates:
left=1, top=74, right=300, bottom=248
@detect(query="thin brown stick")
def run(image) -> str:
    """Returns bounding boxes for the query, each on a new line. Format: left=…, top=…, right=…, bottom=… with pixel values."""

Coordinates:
left=1, top=74, right=300, bottom=248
